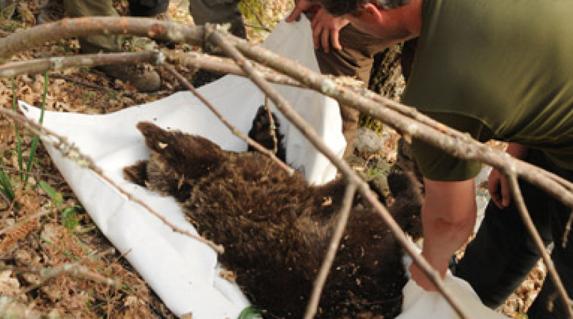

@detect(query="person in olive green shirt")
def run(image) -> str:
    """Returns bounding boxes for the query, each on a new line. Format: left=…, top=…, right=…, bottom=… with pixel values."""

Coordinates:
left=296, top=0, right=573, bottom=318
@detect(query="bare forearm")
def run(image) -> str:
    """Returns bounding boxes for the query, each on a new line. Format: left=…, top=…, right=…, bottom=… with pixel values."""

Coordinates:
left=421, top=204, right=476, bottom=275
left=410, top=178, right=477, bottom=290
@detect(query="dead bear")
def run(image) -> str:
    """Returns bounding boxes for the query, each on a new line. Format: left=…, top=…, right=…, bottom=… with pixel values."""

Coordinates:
left=124, top=122, right=421, bottom=319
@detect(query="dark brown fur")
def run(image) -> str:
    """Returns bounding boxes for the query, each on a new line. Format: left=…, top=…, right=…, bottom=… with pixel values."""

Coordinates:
left=124, top=122, right=422, bottom=319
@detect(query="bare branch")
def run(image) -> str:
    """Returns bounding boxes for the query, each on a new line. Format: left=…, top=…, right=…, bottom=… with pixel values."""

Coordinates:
left=564, top=211, right=573, bottom=248
left=167, top=51, right=302, bottom=87
left=207, top=28, right=471, bottom=319
left=304, top=182, right=357, bottom=319
left=263, top=96, right=279, bottom=155
left=0, top=51, right=162, bottom=78
left=0, top=17, right=204, bottom=62
left=0, top=107, right=224, bottom=254
left=162, top=64, right=294, bottom=175
left=230, top=35, right=573, bottom=208
left=507, top=174, right=573, bottom=317
left=20, top=263, right=120, bottom=294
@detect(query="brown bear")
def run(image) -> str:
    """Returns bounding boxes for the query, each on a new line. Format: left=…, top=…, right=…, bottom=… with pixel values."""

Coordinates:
left=124, top=121, right=421, bottom=319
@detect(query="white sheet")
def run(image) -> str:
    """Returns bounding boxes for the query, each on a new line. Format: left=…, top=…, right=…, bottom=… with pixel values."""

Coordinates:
left=20, top=17, right=345, bottom=318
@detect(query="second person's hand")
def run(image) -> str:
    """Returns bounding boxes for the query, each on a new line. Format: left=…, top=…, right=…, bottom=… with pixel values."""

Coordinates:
left=311, top=8, right=349, bottom=52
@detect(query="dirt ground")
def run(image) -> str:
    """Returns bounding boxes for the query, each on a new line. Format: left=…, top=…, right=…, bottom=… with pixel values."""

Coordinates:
left=0, top=0, right=543, bottom=318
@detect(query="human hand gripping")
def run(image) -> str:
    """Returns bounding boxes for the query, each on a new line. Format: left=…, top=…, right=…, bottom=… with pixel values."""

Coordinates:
left=488, top=143, right=528, bottom=209
left=311, top=8, right=349, bottom=52
left=286, top=1, right=349, bottom=52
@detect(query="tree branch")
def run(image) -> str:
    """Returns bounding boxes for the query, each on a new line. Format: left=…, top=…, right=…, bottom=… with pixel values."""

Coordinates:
left=166, top=51, right=302, bottom=87
left=304, top=182, right=357, bottom=319
left=0, top=51, right=162, bottom=78
left=230, top=34, right=573, bottom=208
left=207, top=28, right=471, bottom=319
left=0, top=17, right=204, bottom=62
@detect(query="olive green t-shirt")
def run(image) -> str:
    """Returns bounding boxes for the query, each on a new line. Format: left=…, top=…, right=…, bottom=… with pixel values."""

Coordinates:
left=403, top=0, right=573, bottom=181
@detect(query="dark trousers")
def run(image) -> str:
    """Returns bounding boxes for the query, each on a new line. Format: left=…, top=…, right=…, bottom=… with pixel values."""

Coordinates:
left=456, top=150, right=573, bottom=318
left=314, top=25, right=394, bottom=157
left=129, top=0, right=245, bottom=37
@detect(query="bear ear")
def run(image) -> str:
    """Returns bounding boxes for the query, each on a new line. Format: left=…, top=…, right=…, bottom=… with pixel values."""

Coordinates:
left=136, top=122, right=176, bottom=153
left=135, top=121, right=227, bottom=180
left=123, top=160, right=148, bottom=186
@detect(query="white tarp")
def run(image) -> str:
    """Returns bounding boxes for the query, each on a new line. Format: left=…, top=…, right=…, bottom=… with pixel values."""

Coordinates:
left=20, top=17, right=345, bottom=318
left=20, top=16, right=507, bottom=319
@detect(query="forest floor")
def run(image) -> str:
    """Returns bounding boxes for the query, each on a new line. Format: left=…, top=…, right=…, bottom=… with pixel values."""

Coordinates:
left=0, top=0, right=542, bottom=318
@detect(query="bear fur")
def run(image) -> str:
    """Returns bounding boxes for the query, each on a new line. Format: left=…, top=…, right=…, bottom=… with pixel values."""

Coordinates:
left=124, top=121, right=421, bottom=319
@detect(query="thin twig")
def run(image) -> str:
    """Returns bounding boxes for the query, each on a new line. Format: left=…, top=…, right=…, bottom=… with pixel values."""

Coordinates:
left=564, top=211, right=573, bottom=248
left=304, top=182, right=357, bottom=319
left=20, top=262, right=120, bottom=295
left=0, top=51, right=162, bottom=78
left=207, top=28, right=471, bottom=319
left=5, top=248, right=119, bottom=295
left=166, top=51, right=302, bottom=87
left=507, top=174, right=573, bottom=317
left=162, top=63, right=294, bottom=175
left=263, top=96, right=279, bottom=155
left=0, top=209, right=50, bottom=236
left=0, top=107, right=224, bottom=254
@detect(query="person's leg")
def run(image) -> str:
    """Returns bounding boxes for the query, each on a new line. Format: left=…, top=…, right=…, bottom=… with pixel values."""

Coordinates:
left=188, top=0, right=245, bottom=38
left=186, top=0, right=245, bottom=87
left=455, top=150, right=554, bottom=308
left=62, top=0, right=122, bottom=52
left=314, top=25, right=390, bottom=157
left=61, top=0, right=161, bottom=92
left=527, top=164, right=573, bottom=318
left=128, top=0, right=169, bottom=17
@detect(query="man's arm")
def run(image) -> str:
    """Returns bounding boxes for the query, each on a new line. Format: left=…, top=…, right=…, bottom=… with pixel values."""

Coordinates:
left=410, top=178, right=477, bottom=290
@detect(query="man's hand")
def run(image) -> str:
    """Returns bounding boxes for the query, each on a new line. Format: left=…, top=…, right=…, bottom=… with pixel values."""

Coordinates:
left=286, top=0, right=316, bottom=22
left=311, top=8, right=349, bottom=52
left=286, top=1, right=348, bottom=52
left=488, top=143, right=528, bottom=209
left=488, top=168, right=510, bottom=208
